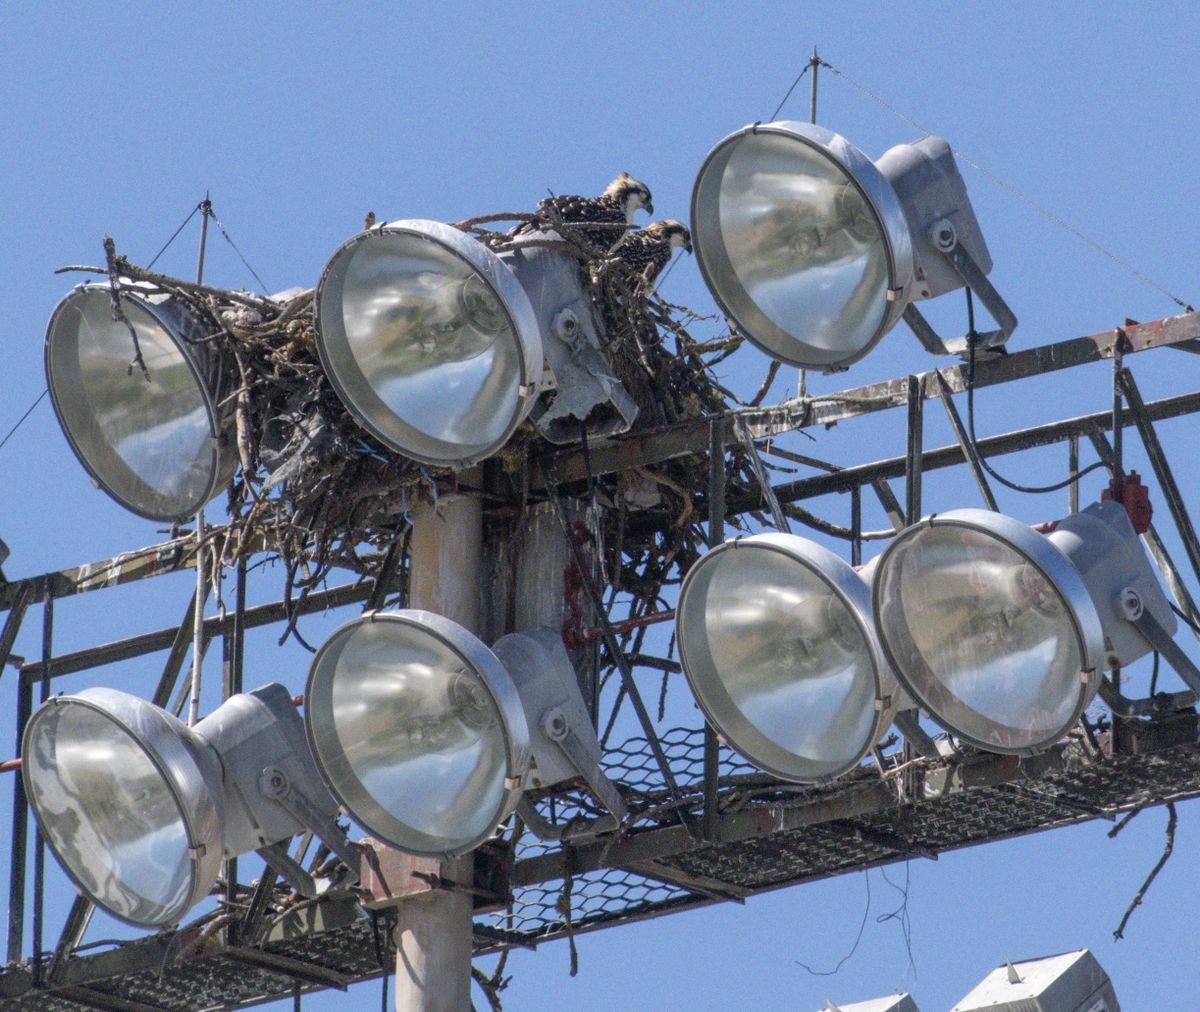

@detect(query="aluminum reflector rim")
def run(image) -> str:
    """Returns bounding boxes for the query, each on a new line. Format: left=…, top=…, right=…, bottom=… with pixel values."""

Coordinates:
left=304, top=609, right=531, bottom=859
left=873, top=509, right=1105, bottom=754
left=691, top=121, right=913, bottom=370
left=677, top=533, right=892, bottom=782
left=21, top=687, right=223, bottom=928
left=45, top=284, right=235, bottom=521
left=314, top=219, right=542, bottom=469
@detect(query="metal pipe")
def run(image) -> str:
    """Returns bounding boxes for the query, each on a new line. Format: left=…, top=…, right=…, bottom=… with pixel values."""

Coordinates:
left=905, top=375, right=924, bottom=524
left=7, top=676, right=31, bottom=962
left=32, top=591, right=52, bottom=983
left=809, top=46, right=819, bottom=124
left=188, top=512, right=205, bottom=727
left=580, top=609, right=674, bottom=641
left=394, top=494, right=480, bottom=1012
left=703, top=420, right=725, bottom=842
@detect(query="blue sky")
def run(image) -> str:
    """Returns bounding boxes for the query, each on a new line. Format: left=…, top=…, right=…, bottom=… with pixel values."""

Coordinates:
left=4, top=4, right=1200, bottom=1009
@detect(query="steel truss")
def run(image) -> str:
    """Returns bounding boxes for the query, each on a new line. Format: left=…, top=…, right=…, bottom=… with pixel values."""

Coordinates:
left=4, top=310, right=1200, bottom=1009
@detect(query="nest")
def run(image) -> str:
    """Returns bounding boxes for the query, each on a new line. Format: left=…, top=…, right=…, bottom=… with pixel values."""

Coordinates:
left=64, top=217, right=768, bottom=632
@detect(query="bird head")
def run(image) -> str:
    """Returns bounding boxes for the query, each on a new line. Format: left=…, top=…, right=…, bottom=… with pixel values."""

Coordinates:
left=645, top=219, right=692, bottom=253
left=605, top=172, right=654, bottom=220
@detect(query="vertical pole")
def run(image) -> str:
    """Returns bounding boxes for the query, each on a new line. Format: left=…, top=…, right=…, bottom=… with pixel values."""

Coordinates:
left=7, top=672, right=32, bottom=963
left=223, top=559, right=246, bottom=944
left=394, top=494, right=480, bottom=1012
left=850, top=485, right=862, bottom=568
left=1068, top=435, right=1080, bottom=515
left=905, top=375, right=924, bottom=525
left=32, top=591, right=52, bottom=983
left=796, top=47, right=819, bottom=403
left=188, top=204, right=211, bottom=729
left=196, top=193, right=211, bottom=287
left=809, top=46, right=819, bottom=125
left=188, top=511, right=205, bottom=727
left=702, top=421, right=725, bottom=842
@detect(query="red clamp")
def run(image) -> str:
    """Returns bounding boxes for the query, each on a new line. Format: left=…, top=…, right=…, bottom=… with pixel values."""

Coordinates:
left=1102, top=471, right=1153, bottom=534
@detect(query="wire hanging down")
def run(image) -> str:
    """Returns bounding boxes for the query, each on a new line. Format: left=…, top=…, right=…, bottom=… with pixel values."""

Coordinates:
left=963, top=291, right=1105, bottom=496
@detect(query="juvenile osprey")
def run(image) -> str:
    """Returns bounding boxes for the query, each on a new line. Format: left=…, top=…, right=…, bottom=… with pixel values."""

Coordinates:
left=512, top=173, right=654, bottom=252
left=612, top=220, right=692, bottom=283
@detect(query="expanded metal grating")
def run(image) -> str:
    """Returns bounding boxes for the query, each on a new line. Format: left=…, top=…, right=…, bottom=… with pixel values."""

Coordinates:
left=7, top=719, right=1200, bottom=1010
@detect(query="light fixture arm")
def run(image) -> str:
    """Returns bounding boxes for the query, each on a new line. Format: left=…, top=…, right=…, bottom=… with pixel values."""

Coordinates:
left=903, top=225, right=1017, bottom=357
left=493, top=629, right=628, bottom=841
left=1124, top=589, right=1200, bottom=694
left=517, top=706, right=628, bottom=842
left=892, top=710, right=942, bottom=760
left=1080, top=571, right=1200, bottom=717
left=257, top=765, right=361, bottom=886
left=256, top=841, right=319, bottom=899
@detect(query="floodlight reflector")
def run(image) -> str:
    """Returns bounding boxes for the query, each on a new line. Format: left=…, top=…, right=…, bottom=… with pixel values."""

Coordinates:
left=22, top=688, right=223, bottom=927
left=315, top=220, right=543, bottom=468
left=676, top=533, right=896, bottom=782
left=873, top=510, right=1105, bottom=754
left=691, top=122, right=914, bottom=370
left=304, top=610, right=531, bottom=859
left=23, top=683, right=355, bottom=929
left=45, top=284, right=236, bottom=520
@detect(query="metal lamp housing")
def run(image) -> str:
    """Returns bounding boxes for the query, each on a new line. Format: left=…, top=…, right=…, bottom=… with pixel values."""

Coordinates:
left=315, top=219, right=545, bottom=469
left=1045, top=500, right=1176, bottom=670
left=498, top=242, right=638, bottom=443
left=44, top=283, right=237, bottom=521
left=676, top=533, right=900, bottom=783
left=304, top=610, right=533, bottom=860
left=873, top=509, right=1107, bottom=755
left=22, top=682, right=339, bottom=929
left=691, top=122, right=996, bottom=370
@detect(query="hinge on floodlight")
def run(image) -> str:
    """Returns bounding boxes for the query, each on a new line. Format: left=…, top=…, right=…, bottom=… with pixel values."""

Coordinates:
left=518, top=706, right=628, bottom=842
left=903, top=221, right=1018, bottom=358
left=1097, top=589, right=1200, bottom=717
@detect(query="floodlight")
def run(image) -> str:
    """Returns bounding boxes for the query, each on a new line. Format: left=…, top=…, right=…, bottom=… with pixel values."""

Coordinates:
left=690, top=121, right=1015, bottom=370
left=676, top=533, right=899, bottom=783
left=22, top=683, right=356, bottom=929
left=952, top=949, right=1117, bottom=1012
left=45, top=283, right=237, bottom=520
left=873, top=501, right=1183, bottom=754
left=315, top=220, right=545, bottom=468
left=304, top=612, right=625, bottom=859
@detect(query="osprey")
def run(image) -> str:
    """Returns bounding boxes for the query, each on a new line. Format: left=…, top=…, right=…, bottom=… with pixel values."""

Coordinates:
left=512, top=173, right=654, bottom=252
left=612, top=220, right=692, bottom=283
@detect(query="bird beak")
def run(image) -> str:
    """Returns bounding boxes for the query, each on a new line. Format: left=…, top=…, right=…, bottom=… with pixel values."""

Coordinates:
left=644, top=201, right=655, bottom=216
left=685, top=240, right=693, bottom=254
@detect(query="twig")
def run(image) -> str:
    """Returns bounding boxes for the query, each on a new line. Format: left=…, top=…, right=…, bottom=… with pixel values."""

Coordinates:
left=1113, top=801, right=1177, bottom=940
left=102, top=236, right=150, bottom=379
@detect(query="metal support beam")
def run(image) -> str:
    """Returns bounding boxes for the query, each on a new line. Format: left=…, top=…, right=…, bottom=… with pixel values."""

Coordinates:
left=934, top=369, right=998, bottom=511
left=1118, top=368, right=1200, bottom=591
left=703, top=420, right=725, bottom=842
left=905, top=375, right=923, bottom=525
left=223, top=947, right=351, bottom=991
left=18, top=581, right=372, bottom=686
left=7, top=676, right=31, bottom=963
